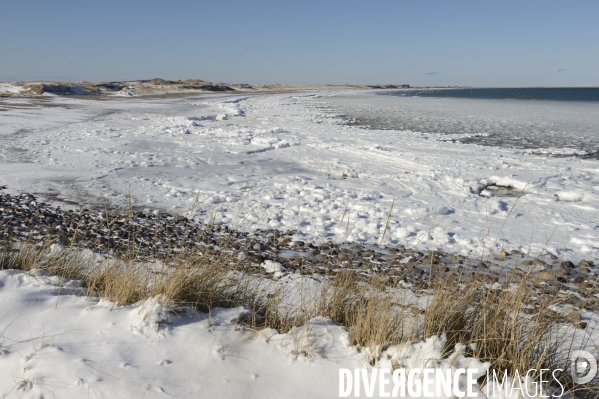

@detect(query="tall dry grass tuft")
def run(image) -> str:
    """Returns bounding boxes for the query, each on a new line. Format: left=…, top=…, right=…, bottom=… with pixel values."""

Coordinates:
left=86, top=258, right=155, bottom=305
left=423, top=270, right=577, bottom=391
left=0, top=239, right=88, bottom=279
left=260, top=270, right=418, bottom=361
left=323, top=272, right=416, bottom=354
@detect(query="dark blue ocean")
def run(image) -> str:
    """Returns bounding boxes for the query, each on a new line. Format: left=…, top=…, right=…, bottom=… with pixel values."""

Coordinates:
left=382, top=87, right=599, bottom=102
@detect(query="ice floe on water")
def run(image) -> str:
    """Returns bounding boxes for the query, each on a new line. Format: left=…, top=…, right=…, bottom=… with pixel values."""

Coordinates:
left=0, top=90, right=598, bottom=262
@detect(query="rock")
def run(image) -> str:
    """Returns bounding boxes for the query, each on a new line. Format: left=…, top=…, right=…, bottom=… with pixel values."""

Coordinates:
left=522, top=259, right=548, bottom=268
left=580, top=260, right=595, bottom=268
left=557, top=291, right=573, bottom=299
left=511, top=249, right=522, bottom=256
left=318, top=242, right=332, bottom=250
left=277, top=236, right=291, bottom=245
left=536, top=271, right=557, bottom=281
left=522, top=260, right=535, bottom=266
left=425, top=250, right=444, bottom=257
left=566, top=311, right=587, bottom=329
left=559, top=261, right=575, bottom=270
left=323, top=248, right=338, bottom=256
left=57, top=233, right=71, bottom=245
left=572, top=275, right=585, bottom=284
left=314, top=254, right=327, bottom=262
left=546, top=285, right=560, bottom=293
left=580, top=282, right=594, bottom=289
left=405, top=259, right=418, bottom=270
left=578, top=267, right=590, bottom=275
left=497, top=250, right=508, bottom=258
left=411, top=268, right=424, bottom=277
left=431, top=265, right=449, bottom=274
left=338, top=253, right=350, bottom=263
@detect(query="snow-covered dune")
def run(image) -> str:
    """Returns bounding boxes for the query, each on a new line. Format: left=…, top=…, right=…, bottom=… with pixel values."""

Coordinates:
left=0, top=269, right=538, bottom=398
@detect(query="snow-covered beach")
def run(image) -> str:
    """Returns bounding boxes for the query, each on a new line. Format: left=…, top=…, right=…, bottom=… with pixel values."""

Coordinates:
left=3, top=0, right=599, bottom=396
left=2, top=87, right=599, bottom=398
left=1, top=89, right=598, bottom=262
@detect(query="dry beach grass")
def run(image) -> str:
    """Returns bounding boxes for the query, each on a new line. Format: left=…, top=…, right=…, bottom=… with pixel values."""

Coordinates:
left=1, top=185, right=599, bottom=395
left=2, top=81, right=599, bottom=396
left=1, top=234, right=598, bottom=397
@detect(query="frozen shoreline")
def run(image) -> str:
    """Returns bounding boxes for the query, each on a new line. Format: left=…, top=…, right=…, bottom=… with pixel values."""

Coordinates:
left=0, top=90, right=598, bottom=263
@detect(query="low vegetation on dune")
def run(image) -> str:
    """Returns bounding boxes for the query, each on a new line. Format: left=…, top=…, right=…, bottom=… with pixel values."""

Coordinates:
left=1, top=231, right=597, bottom=397
left=1, top=185, right=598, bottom=396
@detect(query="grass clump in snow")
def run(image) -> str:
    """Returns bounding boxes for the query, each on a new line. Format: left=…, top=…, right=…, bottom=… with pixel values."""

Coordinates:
left=0, top=237, right=596, bottom=396
left=423, top=271, right=589, bottom=395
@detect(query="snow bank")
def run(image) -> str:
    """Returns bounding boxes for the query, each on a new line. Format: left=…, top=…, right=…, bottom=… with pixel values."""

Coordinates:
left=130, top=296, right=176, bottom=336
left=1, top=269, right=573, bottom=398
left=0, top=83, right=23, bottom=94
left=556, top=191, right=585, bottom=202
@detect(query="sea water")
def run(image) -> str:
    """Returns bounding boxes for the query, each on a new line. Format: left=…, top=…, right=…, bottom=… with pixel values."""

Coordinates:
left=322, top=88, right=599, bottom=158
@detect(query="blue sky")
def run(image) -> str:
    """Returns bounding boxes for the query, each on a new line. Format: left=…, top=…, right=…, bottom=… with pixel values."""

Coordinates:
left=1, top=0, right=597, bottom=86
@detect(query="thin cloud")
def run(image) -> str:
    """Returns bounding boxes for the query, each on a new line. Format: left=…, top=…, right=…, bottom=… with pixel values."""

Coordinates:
left=425, top=72, right=438, bottom=75
left=557, top=69, right=569, bottom=73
